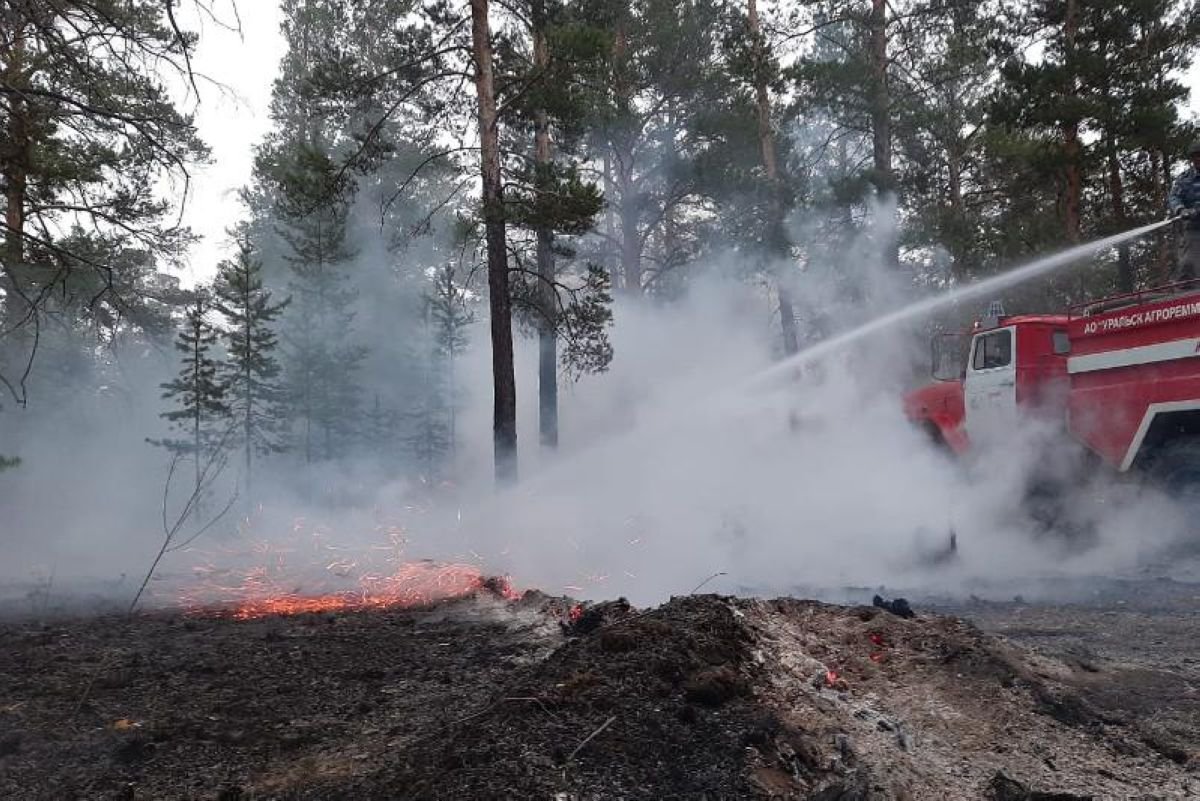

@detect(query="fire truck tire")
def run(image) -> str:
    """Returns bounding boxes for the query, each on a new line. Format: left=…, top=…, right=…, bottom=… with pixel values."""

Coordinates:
left=922, top=422, right=952, bottom=453
left=1147, top=438, right=1200, bottom=498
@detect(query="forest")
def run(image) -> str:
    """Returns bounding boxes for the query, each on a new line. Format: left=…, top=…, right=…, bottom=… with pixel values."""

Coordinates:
left=0, top=0, right=1197, bottom=516
left=6, top=7, right=1200, bottom=797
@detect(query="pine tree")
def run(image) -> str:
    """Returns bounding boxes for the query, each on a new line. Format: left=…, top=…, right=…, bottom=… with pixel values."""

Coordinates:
left=706, top=0, right=803, bottom=352
left=213, top=235, right=290, bottom=493
left=883, top=0, right=1012, bottom=281
left=1079, top=0, right=1199, bottom=290
left=153, top=291, right=230, bottom=493
left=499, top=0, right=610, bottom=447
left=470, top=0, right=518, bottom=483
left=254, top=0, right=368, bottom=464
left=582, top=0, right=729, bottom=295
left=400, top=264, right=474, bottom=480
left=429, top=263, right=474, bottom=459
left=362, top=394, right=403, bottom=465
left=0, top=2, right=208, bottom=399
left=991, top=0, right=1200, bottom=298
left=276, top=210, right=366, bottom=463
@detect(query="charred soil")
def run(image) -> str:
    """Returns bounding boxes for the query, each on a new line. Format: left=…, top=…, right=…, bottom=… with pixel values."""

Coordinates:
left=0, top=591, right=1196, bottom=800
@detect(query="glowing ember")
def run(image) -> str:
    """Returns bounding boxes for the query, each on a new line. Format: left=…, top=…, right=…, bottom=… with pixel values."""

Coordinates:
left=179, top=554, right=519, bottom=620
left=167, top=514, right=523, bottom=619
left=568, top=603, right=584, bottom=622
left=224, top=564, right=517, bottom=620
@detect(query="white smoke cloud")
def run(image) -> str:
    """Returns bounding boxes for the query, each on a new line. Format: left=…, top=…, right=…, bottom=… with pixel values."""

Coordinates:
left=441, top=240, right=1198, bottom=604
left=1, top=209, right=1195, bottom=615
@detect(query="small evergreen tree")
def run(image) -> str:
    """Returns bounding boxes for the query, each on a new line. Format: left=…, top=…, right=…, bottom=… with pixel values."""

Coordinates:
left=213, top=235, right=291, bottom=494
left=250, top=0, right=369, bottom=465
left=362, top=394, right=403, bottom=464
left=264, top=143, right=367, bottom=464
left=429, top=264, right=474, bottom=459
left=404, top=265, right=474, bottom=480
left=153, top=291, right=231, bottom=492
left=279, top=254, right=367, bottom=463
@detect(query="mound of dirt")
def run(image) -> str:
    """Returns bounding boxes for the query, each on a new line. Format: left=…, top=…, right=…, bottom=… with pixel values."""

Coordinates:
left=342, top=595, right=1193, bottom=800
left=357, top=594, right=764, bottom=800
left=0, top=592, right=1195, bottom=800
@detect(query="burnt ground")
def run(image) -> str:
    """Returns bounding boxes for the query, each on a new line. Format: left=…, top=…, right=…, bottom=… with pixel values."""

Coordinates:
left=1, top=585, right=1198, bottom=800
left=932, top=579, right=1200, bottom=776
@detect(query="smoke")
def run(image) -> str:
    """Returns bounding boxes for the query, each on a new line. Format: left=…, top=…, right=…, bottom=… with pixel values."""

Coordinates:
left=444, top=242, right=1196, bottom=604
left=0, top=208, right=1195, bottom=615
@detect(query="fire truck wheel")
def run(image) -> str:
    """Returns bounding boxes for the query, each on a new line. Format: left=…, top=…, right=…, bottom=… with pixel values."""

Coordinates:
left=1147, top=438, right=1200, bottom=500
left=1023, top=477, right=1098, bottom=547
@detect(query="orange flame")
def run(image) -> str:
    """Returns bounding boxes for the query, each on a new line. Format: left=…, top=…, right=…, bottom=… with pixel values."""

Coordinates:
left=170, top=515, right=521, bottom=620
left=177, top=550, right=518, bottom=619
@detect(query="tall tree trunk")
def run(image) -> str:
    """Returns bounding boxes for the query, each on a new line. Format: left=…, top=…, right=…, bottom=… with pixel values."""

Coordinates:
left=1107, top=135, right=1132, bottom=291
left=610, top=19, right=641, bottom=295
left=1, top=20, right=31, bottom=344
left=947, top=144, right=967, bottom=276
left=447, top=344, right=458, bottom=463
left=603, top=153, right=618, bottom=288
left=192, top=313, right=203, bottom=494
left=303, top=381, right=312, bottom=465
left=868, top=0, right=898, bottom=267
left=1152, top=149, right=1172, bottom=281
left=747, top=0, right=799, bottom=355
left=471, top=0, right=517, bottom=484
left=618, top=165, right=641, bottom=293
left=242, top=287, right=253, bottom=496
left=2, top=101, right=26, bottom=267
left=1, top=19, right=26, bottom=267
left=532, top=0, right=558, bottom=449
left=1062, top=0, right=1082, bottom=244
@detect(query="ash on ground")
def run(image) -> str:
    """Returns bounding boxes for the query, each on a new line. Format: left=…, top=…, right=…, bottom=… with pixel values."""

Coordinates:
left=1, top=585, right=1198, bottom=800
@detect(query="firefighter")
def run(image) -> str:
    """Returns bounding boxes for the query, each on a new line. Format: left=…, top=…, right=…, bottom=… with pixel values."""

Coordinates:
left=1168, top=141, right=1200, bottom=280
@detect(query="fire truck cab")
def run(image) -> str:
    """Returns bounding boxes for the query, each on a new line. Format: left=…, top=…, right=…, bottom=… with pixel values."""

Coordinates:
left=905, top=283, right=1200, bottom=489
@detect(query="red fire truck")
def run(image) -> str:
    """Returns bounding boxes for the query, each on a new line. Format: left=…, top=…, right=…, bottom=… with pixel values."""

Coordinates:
left=904, top=282, right=1200, bottom=492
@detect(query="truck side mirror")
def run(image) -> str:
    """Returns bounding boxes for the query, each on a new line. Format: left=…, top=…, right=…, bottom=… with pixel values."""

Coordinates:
left=932, top=333, right=968, bottom=382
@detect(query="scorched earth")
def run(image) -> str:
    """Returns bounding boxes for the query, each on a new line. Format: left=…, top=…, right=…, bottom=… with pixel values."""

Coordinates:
left=1, top=582, right=1199, bottom=800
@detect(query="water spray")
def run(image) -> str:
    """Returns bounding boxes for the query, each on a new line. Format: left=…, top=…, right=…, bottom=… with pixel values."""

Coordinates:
left=505, top=217, right=1176, bottom=495
left=748, top=218, right=1176, bottom=392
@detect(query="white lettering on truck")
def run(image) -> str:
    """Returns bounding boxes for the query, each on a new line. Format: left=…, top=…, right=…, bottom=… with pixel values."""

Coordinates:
left=1082, top=300, right=1200, bottom=335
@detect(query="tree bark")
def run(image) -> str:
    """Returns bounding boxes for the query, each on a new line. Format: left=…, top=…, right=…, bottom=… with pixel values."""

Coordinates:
left=868, top=0, right=898, bottom=267
left=747, top=0, right=798, bottom=355
left=610, top=19, right=641, bottom=295
left=471, top=0, right=517, bottom=484
left=1152, top=148, right=1172, bottom=281
left=1, top=13, right=27, bottom=267
left=618, top=166, right=641, bottom=293
left=1106, top=135, right=1132, bottom=291
left=1062, top=0, right=1082, bottom=244
left=191, top=305, right=203, bottom=494
left=241, top=276, right=253, bottom=497
left=602, top=153, right=618, bottom=288
left=531, top=0, right=558, bottom=449
left=1, top=15, right=30, bottom=339
left=947, top=144, right=967, bottom=275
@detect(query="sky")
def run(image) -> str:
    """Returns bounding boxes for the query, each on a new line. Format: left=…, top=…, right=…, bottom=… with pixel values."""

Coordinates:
left=174, top=2, right=1200, bottom=285
left=177, top=1, right=286, bottom=284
